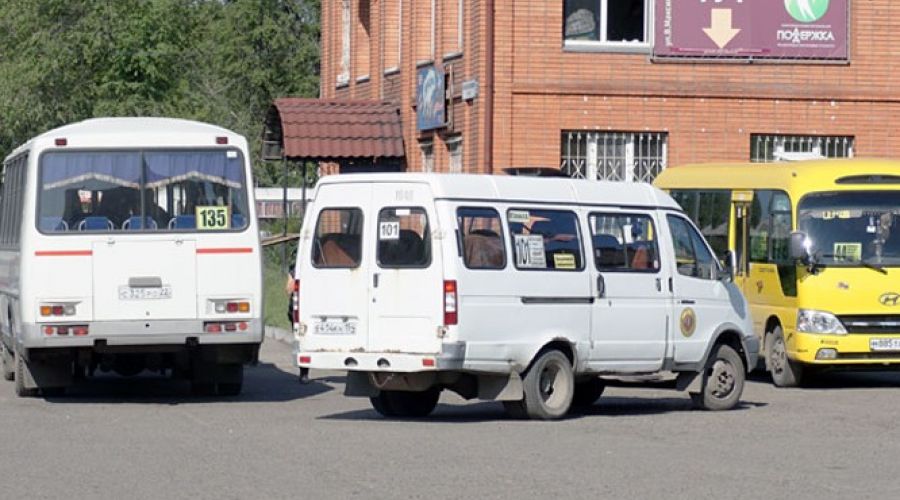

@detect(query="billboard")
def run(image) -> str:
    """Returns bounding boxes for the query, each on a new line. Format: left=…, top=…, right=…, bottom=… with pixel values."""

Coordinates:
left=416, top=64, right=445, bottom=131
left=654, top=0, right=849, bottom=60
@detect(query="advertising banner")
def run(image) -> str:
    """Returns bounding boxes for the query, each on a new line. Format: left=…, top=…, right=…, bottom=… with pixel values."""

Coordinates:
left=654, top=0, right=849, bottom=60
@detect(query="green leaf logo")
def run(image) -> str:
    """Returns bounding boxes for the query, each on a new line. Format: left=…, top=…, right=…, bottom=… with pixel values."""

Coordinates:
left=784, top=0, right=830, bottom=23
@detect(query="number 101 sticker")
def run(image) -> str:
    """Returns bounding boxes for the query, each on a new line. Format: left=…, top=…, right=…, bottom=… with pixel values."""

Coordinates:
left=379, top=221, right=400, bottom=240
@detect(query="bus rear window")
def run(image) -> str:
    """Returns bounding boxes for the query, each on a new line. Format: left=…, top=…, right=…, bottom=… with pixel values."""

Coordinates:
left=312, top=208, right=363, bottom=268
left=38, top=150, right=249, bottom=233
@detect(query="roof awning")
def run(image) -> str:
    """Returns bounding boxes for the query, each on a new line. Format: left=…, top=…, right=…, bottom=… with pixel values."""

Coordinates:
left=263, top=98, right=405, bottom=161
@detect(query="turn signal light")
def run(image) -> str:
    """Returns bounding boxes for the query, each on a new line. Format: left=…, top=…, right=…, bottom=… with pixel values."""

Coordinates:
left=41, top=303, right=77, bottom=317
left=443, top=280, right=458, bottom=326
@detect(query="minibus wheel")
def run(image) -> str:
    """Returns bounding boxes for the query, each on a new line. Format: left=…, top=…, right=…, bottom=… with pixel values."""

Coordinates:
left=1, top=344, right=14, bottom=381
left=371, top=388, right=440, bottom=418
left=370, top=392, right=398, bottom=417
left=521, top=349, right=574, bottom=420
left=768, top=326, right=803, bottom=388
left=693, top=344, right=744, bottom=411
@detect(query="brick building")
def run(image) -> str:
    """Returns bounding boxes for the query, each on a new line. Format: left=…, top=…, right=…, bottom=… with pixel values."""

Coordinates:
left=309, top=0, right=896, bottom=181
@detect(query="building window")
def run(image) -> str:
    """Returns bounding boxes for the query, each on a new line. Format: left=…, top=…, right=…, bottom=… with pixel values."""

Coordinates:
left=354, top=0, right=371, bottom=80
left=561, top=131, right=667, bottom=183
left=564, top=0, right=650, bottom=50
left=384, top=0, right=401, bottom=71
left=751, top=134, right=855, bottom=163
left=447, top=136, right=462, bottom=173
left=442, top=0, right=463, bottom=57
left=420, top=141, right=434, bottom=173
left=339, top=0, right=351, bottom=85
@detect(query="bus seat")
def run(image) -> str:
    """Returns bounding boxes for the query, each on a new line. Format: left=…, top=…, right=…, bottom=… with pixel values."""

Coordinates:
left=169, top=215, right=197, bottom=229
left=232, top=214, right=247, bottom=228
left=631, top=244, right=651, bottom=270
left=78, top=216, right=114, bottom=231
left=593, top=234, right=625, bottom=268
left=40, top=217, right=68, bottom=232
left=122, top=216, right=158, bottom=230
left=464, top=230, right=504, bottom=268
left=319, top=234, right=357, bottom=266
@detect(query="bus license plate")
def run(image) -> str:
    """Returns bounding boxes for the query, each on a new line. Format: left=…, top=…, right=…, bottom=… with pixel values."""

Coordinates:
left=118, top=286, right=173, bottom=300
left=314, top=321, right=356, bottom=335
left=870, top=338, right=900, bottom=351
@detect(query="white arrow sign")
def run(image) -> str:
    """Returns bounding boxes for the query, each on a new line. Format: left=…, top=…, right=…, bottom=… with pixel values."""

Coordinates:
left=703, top=8, right=741, bottom=49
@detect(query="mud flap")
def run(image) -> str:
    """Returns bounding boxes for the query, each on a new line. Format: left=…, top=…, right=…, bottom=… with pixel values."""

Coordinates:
left=675, top=372, right=702, bottom=393
left=477, top=372, right=524, bottom=401
left=21, top=356, right=72, bottom=390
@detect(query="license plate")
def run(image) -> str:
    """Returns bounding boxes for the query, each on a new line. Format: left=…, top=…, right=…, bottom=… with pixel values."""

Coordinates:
left=314, top=320, right=357, bottom=335
left=869, top=338, right=900, bottom=351
left=118, top=286, right=172, bottom=300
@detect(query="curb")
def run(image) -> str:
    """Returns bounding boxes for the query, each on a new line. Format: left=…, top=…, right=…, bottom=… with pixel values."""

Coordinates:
left=264, top=325, right=294, bottom=345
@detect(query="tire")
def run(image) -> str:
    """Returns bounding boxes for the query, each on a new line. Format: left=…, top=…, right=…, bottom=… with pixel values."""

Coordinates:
left=767, top=326, right=804, bottom=388
left=1, top=344, right=14, bottom=382
left=15, top=354, right=38, bottom=398
left=370, top=392, right=398, bottom=417
left=693, top=344, right=745, bottom=411
left=521, top=350, right=574, bottom=420
left=502, top=400, right=528, bottom=419
left=571, top=378, right=605, bottom=409
left=191, top=382, right=216, bottom=396
left=384, top=388, right=441, bottom=418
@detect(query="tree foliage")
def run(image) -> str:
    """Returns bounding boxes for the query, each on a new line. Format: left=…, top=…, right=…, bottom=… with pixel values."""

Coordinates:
left=0, top=0, right=319, bottom=186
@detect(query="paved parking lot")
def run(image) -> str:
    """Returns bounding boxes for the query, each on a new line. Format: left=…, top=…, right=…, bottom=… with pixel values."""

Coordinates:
left=1, top=339, right=899, bottom=499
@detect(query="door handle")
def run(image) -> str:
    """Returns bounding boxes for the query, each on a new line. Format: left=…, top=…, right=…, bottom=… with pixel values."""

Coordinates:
left=596, top=275, right=606, bottom=298
left=656, top=278, right=662, bottom=292
left=680, top=299, right=696, bottom=305
left=373, top=273, right=380, bottom=288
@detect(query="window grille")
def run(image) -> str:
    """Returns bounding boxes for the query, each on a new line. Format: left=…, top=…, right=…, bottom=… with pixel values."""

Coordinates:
left=561, top=131, right=668, bottom=183
left=751, top=134, right=854, bottom=163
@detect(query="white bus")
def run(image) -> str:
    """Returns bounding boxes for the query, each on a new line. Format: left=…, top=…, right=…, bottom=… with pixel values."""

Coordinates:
left=0, top=118, right=263, bottom=397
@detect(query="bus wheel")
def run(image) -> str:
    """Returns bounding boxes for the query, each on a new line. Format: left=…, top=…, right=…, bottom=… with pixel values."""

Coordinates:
left=1, top=344, right=14, bottom=381
left=768, top=326, right=803, bottom=388
left=693, top=344, right=744, bottom=411
left=521, top=350, right=574, bottom=420
left=384, top=388, right=441, bottom=418
left=15, top=355, right=38, bottom=398
left=571, top=378, right=605, bottom=409
left=370, top=392, right=398, bottom=417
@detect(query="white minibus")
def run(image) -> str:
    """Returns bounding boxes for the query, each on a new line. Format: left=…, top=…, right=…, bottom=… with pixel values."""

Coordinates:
left=0, top=118, right=262, bottom=397
left=294, top=174, right=758, bottom=419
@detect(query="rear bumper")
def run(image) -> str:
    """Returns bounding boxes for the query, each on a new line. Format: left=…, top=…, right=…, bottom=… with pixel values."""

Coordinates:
left=18, top=318, right=263, bottom=351
left=789, top=330, right=900, bottom=365
left=296, top=342, right=466, bottom=372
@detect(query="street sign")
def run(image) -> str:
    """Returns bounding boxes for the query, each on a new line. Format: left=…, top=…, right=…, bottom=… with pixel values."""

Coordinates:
left=462, top=80, right=479, bottom=101
left=654, top=0, right=849, bottom=60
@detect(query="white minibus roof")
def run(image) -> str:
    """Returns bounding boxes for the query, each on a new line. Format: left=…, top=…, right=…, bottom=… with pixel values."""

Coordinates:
left=315, top=173, right=680, bottom=210
left=6, top=117, right=247, bottom=160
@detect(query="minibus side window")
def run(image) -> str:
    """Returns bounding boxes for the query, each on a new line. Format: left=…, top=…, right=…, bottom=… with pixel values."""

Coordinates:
left=312, top=208, right=363, bottom=268
left=667, top=215, right=717, bottom=280
left=457, top=207, right=506, bottom=270
left=507, top=209, right=584, bottom=271
left=749, top=189, right=795, bottom=296
left=589, top=213, right=660, bottom=272
left=377, top=207, right=431, bottom=268
left=669, top=189, right=730, bottom=258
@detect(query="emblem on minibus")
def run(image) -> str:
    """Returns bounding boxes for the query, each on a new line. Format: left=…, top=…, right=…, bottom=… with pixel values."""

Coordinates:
left=680, top=308, right=697, bottom=337
left=880, top=293, right=900, bottom=306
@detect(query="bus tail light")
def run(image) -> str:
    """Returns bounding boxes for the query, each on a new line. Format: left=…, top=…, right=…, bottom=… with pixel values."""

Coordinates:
left=443, top=280, right=458, bottom=326
left=43, top=325, right=89, bottom=336
left=204, top=322, right=249, bottom=333
left=41, top=303, right=77, bottom=317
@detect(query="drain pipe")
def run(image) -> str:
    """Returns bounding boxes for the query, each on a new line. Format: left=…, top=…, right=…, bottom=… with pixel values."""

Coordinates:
left=484, top=0, right=495, bottom=174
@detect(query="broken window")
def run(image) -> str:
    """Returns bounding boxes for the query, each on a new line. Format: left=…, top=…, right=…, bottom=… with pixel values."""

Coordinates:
left=564, top=0, right=648, bottom=45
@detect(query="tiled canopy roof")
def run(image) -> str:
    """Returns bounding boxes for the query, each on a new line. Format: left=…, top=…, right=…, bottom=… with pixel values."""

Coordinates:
left=265, top=98, right=405, bottom=160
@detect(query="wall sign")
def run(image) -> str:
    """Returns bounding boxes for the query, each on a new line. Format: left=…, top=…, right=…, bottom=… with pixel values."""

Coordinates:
left=654, top=0, right=849, bottom=60
left=416, top=64, right=445, bottom=131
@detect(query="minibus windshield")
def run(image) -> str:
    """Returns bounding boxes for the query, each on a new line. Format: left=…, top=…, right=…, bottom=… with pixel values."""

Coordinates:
left=798, top=191, right=900, bottom=267
left=38, top=149, right=249, bottom=233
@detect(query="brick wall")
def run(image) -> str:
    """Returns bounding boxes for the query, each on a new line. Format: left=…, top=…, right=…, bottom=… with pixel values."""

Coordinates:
left=321, top=1, right=900, bottom=176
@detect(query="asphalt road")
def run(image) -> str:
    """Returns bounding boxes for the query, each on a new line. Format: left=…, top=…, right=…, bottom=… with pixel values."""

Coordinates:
left=2, top=339, right=900, bottom=500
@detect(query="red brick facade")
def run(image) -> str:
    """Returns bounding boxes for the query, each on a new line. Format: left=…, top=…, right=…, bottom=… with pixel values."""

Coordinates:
left=321, top=1, right=900, bottom=177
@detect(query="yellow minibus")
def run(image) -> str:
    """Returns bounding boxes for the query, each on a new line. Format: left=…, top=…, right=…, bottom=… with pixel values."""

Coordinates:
left=655, top=159, right=900, bottom=386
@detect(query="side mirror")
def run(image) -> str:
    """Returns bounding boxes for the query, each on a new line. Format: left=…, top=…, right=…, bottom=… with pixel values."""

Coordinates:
left=718, top=250, right=736, bottom=282
left=790, top=231, right=810, bottom=261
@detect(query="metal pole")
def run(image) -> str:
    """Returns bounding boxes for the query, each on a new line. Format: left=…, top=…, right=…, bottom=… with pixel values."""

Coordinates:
left=281, top=158, right=288, bottom=273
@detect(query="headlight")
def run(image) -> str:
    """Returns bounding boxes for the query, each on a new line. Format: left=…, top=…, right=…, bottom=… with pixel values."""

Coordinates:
left=797, top=309, right=847, bottom=335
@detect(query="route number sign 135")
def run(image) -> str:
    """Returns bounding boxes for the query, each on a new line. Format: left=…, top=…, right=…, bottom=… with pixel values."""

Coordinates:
left=196, top=206, right=231, bottom=230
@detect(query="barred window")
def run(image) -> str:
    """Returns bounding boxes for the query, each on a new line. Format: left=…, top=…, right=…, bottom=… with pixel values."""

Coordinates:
left=561, top=131, right=667, bottom=183
left=751, top=134, right=854, bottom=163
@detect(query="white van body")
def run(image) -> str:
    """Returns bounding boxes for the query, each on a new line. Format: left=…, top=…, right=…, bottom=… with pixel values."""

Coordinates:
left=294, top=174, right=758, bottom=419
left=0, top=118, right=262, bottom=397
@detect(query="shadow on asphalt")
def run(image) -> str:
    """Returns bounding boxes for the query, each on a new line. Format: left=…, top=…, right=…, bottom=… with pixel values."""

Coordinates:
left=320, top=396, right=767, bottom=423
left=746, top=368, right=900, bottom=390
left=42, top=362, right=334, bottom=404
